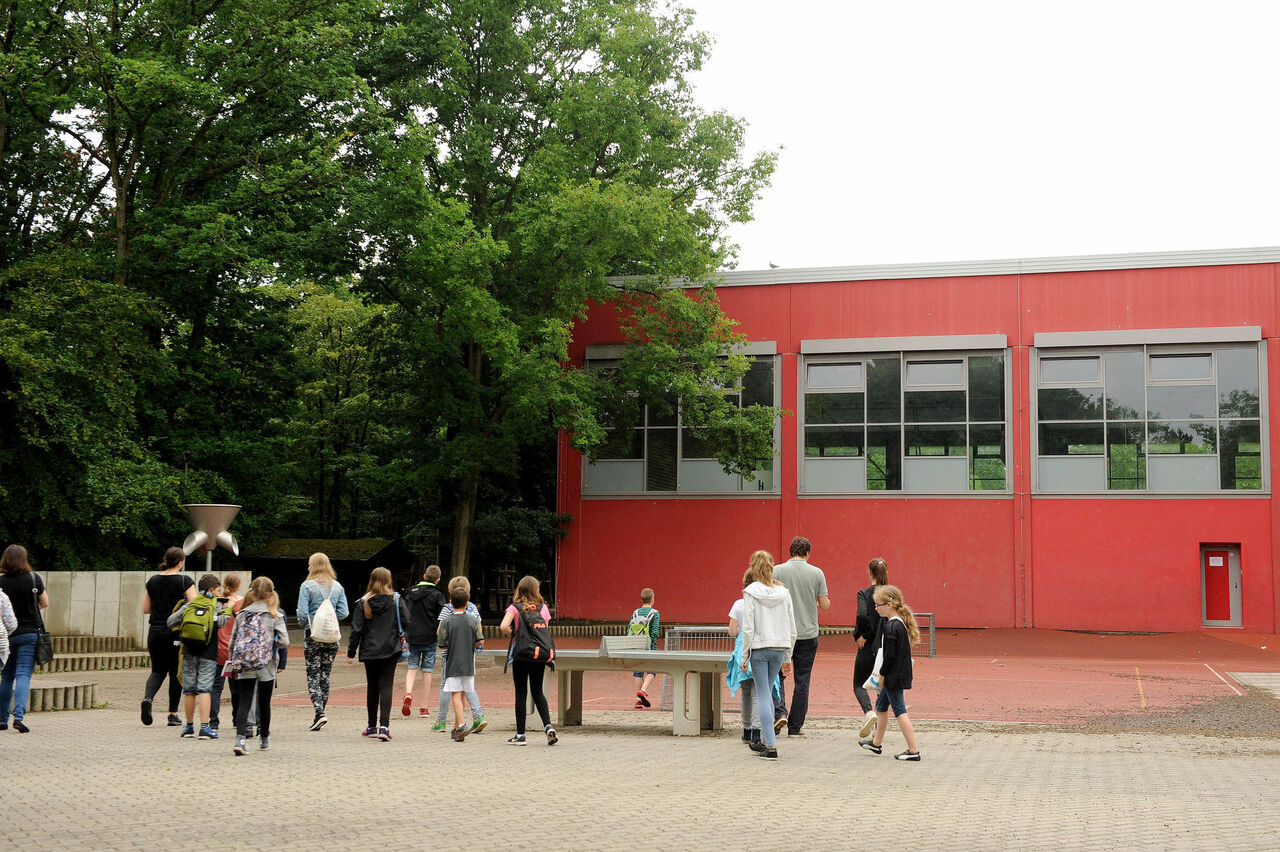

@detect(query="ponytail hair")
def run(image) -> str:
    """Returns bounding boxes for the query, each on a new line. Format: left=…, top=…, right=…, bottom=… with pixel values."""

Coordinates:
left=868, top=557, right=888, bottom=586
left=875, top=584, right=920, bottom=645
left=159, top=546, right=185, bottom=572
left=749, top=550, right=778, bottom=586
left=243, top=576, right=279, bottom=618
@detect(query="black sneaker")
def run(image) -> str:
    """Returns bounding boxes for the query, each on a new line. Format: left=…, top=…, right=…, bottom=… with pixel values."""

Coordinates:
left=309, top=714, right=327, bottom=732
left=757, top=747, right=778, bottom=760
left=140, top=698, right=153, bottom=727
left=894, top=750, right=921, bottom=761
left=859, top=738, right=882, bottom=755
left=166, top=713, right=182, bottom=727
left=545, top=725, right=558, bottom=746
left=506, top=734, right=527, bottom=746
left=749, top=741, right=766, bottom=753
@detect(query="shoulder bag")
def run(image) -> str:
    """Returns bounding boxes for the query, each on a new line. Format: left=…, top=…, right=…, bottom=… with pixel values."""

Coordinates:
left=33, top=580, right=54, bottom=666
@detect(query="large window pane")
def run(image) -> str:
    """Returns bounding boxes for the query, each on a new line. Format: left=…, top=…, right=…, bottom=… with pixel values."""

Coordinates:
left=681, top=428, right=720, bottom=460
left=1148, top=420, right=1215, bottom=454
left=906, top=359, right=963, bottom=387
left=1104, top=350, right=1144, bottom=420
left=808, top=362, right=862, bottom=388
left=805, top=392, right=863, bottom=425
left=1040, top=423, right=1104, bottom=455
left=1150, top=353, right=1211, bottom=381
left=1147, top=385, right=1216, bottom=420
left=1106, top=422, right=1146, bottom=489
left=866, top=426, right=901, bottom=490
left=969, top=425, right=1006, bottom=489
left=1038, top=387, right=1103, bottom=420
left=804, top=426, right=864, bottom=458
left=1218, top=348, right=1260, bottom=417
left=742, top=359, right=774, bottom=407
left=905, top=390, right=966, bottom=422
left=645, top=428, right=677, bottom=490
left=1220, top=419, right=1262, bottom=489
left=866, top=357, right=901, bottom=423
left=1041, top=356, right=1100, bottom=383
left=905, top=425, right=965, bottom=456
left=969, top=355, right=1005, bottom=422
left=598, top=428, right=642, bottom=460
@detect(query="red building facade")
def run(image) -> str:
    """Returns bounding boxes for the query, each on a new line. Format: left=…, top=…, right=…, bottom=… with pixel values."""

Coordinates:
left=555, top=248, right=1280, bottom=632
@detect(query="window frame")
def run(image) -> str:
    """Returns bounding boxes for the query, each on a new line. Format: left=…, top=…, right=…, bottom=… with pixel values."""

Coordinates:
left=800, top=348, right=1011, bottom=496
left=1031, top=341, right=1268, bottom=494
left=581, top=348, right=782, bottom=497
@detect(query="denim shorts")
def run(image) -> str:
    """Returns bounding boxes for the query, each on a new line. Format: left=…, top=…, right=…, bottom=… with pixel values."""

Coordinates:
left=181, top=656, right=218, bottom=695
left=407, top=645, right=437, bottom=672
left=875, top=687, right=908, bottom=717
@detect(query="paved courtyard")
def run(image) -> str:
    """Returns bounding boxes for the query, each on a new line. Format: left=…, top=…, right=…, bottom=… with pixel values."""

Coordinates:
left=9, top=658, right=1280, bottom=852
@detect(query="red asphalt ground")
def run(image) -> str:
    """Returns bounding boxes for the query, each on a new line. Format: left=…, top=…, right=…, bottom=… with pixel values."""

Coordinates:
left=279, top=629, right=1280, bottom=725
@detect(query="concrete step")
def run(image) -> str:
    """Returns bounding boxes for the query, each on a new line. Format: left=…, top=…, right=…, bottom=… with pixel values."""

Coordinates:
left=52, top=635, right=137, bottom=654
left=26, top=680, right=97, bottom=712
left=36, top=651, right=151, bottom=674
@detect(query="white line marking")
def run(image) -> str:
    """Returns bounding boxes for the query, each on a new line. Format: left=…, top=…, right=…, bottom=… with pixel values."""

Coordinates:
left=1204, top=663, right=1244, bottom=695
left=990, top=659, right=998, bottom=664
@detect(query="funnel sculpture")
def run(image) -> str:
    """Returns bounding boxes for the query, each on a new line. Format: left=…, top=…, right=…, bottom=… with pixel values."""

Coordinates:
left=183, top=504, right=242, bottom=571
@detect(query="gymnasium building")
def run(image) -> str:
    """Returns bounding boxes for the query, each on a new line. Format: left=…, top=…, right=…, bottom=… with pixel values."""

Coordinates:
left=553, top=247, right=1280, bottom=633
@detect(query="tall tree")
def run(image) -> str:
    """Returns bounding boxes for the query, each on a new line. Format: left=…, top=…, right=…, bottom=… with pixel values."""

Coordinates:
left=357, top=0, right=777, bottom=576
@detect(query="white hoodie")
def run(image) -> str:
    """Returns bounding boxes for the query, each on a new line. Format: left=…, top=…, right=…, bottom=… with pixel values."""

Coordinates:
left=740, top=581, right=797, bottom=662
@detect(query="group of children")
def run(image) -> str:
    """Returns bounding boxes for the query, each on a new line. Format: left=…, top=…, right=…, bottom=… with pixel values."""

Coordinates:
left=147, top=553, right=924, bottom=760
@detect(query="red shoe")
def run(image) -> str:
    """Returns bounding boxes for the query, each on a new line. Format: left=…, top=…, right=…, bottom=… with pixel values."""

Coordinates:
left=401, top=695, right=412, bottom=717
left=419, top=707, right=431, bottom=718
left=636, top=690, right=651, bottom=708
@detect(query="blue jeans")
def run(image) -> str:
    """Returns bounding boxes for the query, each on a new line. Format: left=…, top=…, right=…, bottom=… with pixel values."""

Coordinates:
left=0, top=633, right=38, bottom=723
left=774, top=636, right=818, bottom=733
left=875, top=688, right=908, bottom=717
left=750, top=647, right=786, bottom=748
left=407, top=645, right=437, bottom=672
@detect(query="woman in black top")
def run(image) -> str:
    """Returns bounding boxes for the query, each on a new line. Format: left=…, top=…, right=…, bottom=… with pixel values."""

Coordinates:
left=0, top=545, right=49, bottom=732
left=852, top=557, right=889, bottom=737
left=141, top=547, right=195, bottom=726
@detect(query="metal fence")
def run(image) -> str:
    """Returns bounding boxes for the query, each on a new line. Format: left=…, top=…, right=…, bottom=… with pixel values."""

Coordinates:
left=660, top=625, right=734, bottom=712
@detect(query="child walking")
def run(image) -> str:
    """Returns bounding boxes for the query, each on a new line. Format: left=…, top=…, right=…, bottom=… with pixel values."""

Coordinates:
left=227, top=576, right=289, bottom=755
left=858, top=584, right=922, bottom=761
left=431, top=582, right=487, bottom=734
left=402, top=564, right=447, bottom=719
left=628, top=588, right=659, bottom=708
left=436, top=576, right=484, bottom=741
left=499, top=575, right=557, bottom=746
left=346, top=566, right=410, bottom=741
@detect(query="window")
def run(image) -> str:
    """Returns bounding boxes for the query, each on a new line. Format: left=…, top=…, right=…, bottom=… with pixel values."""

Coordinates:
left=1035, top=344, right=1262, bottom=492
left=582, top=355, right=778, bottom=494
left=802, top=351, right=1007, bottom=493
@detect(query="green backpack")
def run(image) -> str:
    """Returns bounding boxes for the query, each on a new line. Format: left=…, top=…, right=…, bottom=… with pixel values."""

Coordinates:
left=628, top=608, right=656, bottom=644
left=180, top=594, right=218, bottom=648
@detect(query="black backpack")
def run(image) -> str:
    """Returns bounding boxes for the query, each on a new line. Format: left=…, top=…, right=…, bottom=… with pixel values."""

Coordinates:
left=506, top=603, right=555, bottom=671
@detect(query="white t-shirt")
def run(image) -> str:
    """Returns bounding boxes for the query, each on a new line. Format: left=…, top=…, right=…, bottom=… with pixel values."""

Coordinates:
left=728, top=599, right=745, bottom=622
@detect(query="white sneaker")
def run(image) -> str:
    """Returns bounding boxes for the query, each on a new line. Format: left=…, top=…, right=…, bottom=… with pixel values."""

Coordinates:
left=859, top=711, right=877, bottom=738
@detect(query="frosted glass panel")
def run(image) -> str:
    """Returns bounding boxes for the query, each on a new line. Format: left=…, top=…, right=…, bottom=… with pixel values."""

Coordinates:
left=583, top=460, right=644, bottom=493
left=903, top=457, right=968, bottom=492
left=679, top=460, right=741, bottom=492
left=1148, top=455, right=1219, bottom=492
left=1039, top=457, right=1106, bottom=492
left=804, top=458, right=865, bottom=493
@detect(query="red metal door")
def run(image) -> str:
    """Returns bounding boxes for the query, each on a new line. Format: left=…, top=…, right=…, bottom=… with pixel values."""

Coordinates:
left=1203, top=549, right=1231, bottom=622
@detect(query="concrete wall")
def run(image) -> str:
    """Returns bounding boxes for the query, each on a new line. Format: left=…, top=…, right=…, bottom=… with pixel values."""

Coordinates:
left=40, top=571, right=251, bottom=649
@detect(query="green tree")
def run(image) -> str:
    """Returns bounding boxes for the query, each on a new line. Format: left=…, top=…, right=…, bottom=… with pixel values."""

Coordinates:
left=357, top=0, right=777, bottom=577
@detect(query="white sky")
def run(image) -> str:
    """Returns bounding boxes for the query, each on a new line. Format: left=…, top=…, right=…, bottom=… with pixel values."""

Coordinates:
left=685, top=0, right=1280, bottom=270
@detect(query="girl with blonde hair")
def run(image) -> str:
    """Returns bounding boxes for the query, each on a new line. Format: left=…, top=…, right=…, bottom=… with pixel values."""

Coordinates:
left=859, top=584, right=922, bottom=761
left=739, top=549, right=796, bottom=761
left=228, top=576, right=289, bottom=755
left=297, top=552, right=349, bottom=731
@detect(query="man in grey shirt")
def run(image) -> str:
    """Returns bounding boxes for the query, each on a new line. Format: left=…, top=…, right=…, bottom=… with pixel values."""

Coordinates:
left=772, top=536, right=831, bottom=736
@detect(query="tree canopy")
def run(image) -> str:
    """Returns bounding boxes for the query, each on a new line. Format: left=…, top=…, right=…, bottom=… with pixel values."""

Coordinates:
left=0, top=0, right=776, bottom=578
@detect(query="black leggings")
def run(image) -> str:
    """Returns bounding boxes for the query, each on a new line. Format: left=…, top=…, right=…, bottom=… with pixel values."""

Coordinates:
left=512, top=660, right=551, bottom=735
left=363, top=657, right=398, bottom=728
left=144, top=627, right=182, bottom=712
left=233, top=678, right=274, bottom=737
